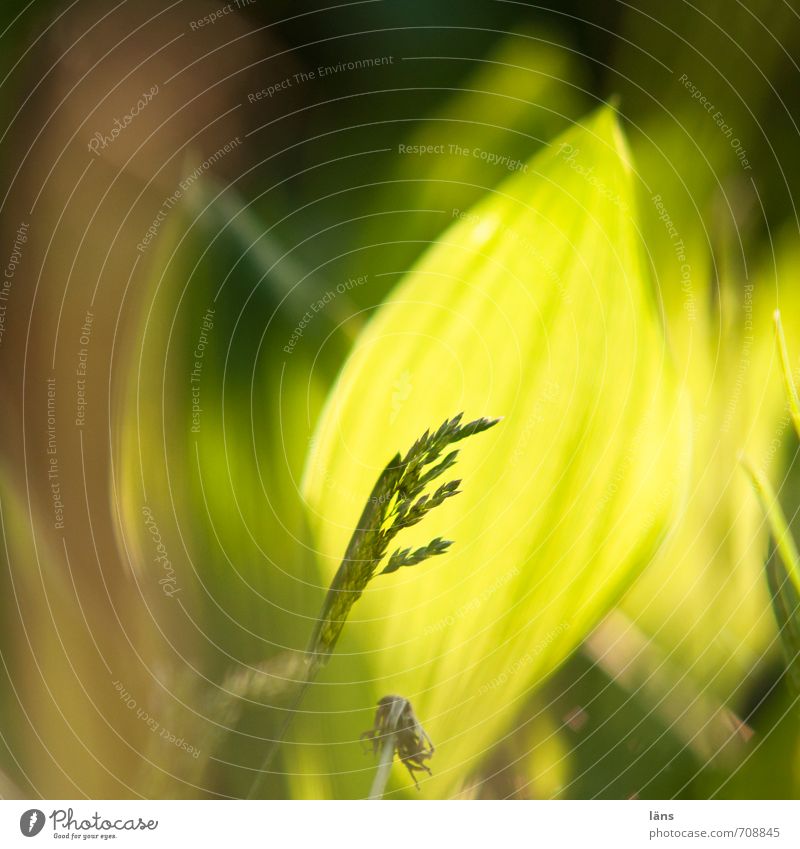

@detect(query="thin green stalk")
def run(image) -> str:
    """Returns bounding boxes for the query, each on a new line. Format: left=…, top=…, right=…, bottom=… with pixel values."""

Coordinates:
left=742, top=456, right=800, bottom=597
left=246, top=676, right=312, bottom=800
left=368, top=735, right=396, bottom=800
left=245, top=413, right=497, bottom=798
left=774, top=309, right=800, bottom=437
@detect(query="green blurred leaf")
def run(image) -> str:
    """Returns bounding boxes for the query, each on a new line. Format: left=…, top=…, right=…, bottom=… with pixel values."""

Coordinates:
left=743, top=370, right=800, bottom=704
left=619, top=235, right=800, bottom=704
left=111, top=180, right=347, bottom=796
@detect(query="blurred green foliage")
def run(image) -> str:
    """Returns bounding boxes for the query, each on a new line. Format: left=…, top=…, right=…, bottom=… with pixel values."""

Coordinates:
left=1, top=0, right=800, bottom=800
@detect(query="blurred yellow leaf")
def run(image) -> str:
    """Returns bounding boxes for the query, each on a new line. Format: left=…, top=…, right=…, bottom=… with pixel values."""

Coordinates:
left=297, top=106, right=692, bottom=797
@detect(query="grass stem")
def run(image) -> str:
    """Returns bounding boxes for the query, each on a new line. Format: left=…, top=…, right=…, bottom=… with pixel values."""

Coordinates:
left=774, top=309, right=800, bottom=437
left=742, top=456, right=800, bottom=597
left=368, top=735, right=396, bottom=800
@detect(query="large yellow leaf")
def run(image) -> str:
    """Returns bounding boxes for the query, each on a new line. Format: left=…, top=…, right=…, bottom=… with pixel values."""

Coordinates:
left=297, top=107, right=692, bottom=797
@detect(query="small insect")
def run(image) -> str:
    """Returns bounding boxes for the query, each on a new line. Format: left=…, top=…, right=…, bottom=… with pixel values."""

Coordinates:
left=361, top=695, right=434, bottom=788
